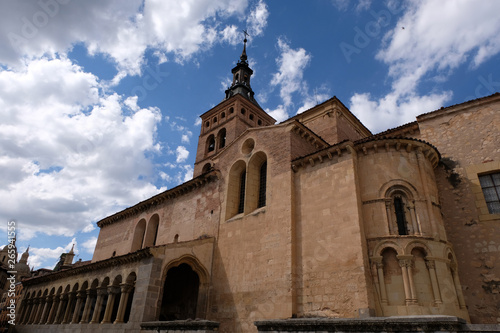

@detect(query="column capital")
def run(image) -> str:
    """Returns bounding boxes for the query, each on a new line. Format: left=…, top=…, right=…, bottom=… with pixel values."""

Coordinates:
left=425, top=259, right=436, bottom=270
left=108, top=285, right=121, bottom=294
left=97, top=287, right=108, bottom=296
left=397, top=255, right=413, bottom=268
left=120, top=283, right=134, bottom=294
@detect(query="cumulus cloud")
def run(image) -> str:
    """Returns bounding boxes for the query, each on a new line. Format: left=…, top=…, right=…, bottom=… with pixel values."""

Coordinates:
left=175, top=146, right=190, bottom=163
left=0, top=0, right=253, bottom=76
left=247, top=0, right=269, bottom=37
left=82, top=236, right=97, bottom=254
left=28, top=238, right=76, bottom=269
left=350, top=0, right=500, bottom=133
left=0, top=58, right=164, bottom=240
left=271, top=39, right=311, bottom=108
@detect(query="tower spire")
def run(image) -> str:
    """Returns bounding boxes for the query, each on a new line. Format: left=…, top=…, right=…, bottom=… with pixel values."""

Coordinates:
left=240, top=30, right=249, bottom=63
left=224, top=30, right=259, bottom=106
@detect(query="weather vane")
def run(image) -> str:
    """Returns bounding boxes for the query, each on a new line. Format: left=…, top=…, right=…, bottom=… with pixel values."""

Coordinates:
left=243, top=29, right=249, bottom=42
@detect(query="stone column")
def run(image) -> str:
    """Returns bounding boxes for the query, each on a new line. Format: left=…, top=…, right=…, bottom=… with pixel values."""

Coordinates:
left=450, top=262, right=466, bottom=308
left=385, top=200, right=394, bottom=235
left=398, top=256, right=414, bottom=305
left=33, top=297, right=44, bottom=324
left=406, top=262, right=418, bottom=304
left=39, top=295, right=52, bottom=324
left=20, top=298, right=31, bottom=324
left=70, top=291, right=86, bottom=324
left=80, top=289, right=95, bottom=323
left=426, top=259, right=442, bottom=304
left=90, top=287, right=107, bottom=324
left=101, top=286, right=120, bottom=324
left=47, top=294, right=60, bottom=324
left=114, top=283, right=134, bottom=324
left=31, top=298, right=42, bottom=324
left=53, top=293, right=67, bottom=324
left=409, top=204, right=421, bottom=235
left=372, top=257, right=388, bottom=305
left=62, top=291, right=76, bottom=324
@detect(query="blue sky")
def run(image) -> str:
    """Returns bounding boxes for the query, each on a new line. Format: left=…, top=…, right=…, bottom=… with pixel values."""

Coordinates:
left=0, top=0, right=499, bottom=269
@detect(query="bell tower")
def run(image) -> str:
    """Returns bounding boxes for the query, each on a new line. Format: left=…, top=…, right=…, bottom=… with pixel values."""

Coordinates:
left=193, top=35, right=275, bottom=177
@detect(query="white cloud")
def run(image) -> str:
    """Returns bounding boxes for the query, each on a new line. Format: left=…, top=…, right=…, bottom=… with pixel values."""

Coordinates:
left=247, top=0, right=269, bottom=37
left=29, top=238, right=76, bottom=269
left=182, top=165, right=194, bottom=182
left=220, top=25, right=240, bottom=45
left=0, top=0, right=253, bottom=76
left=266, top=105, right=289, bottom=123
left=82, top=236, right=97, bottom=254
left=175, top=146, right=190, bottom=163
left=270, top=38, right=311, bottom=108
left=350, top=0, right=500, bottom=133
left=350, top=91, right=452, bottom=133
left=0, top=58, right=163, bottom=240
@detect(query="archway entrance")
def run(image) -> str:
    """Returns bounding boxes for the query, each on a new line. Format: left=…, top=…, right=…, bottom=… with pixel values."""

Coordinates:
left=160, top=263, right=200, bottom=320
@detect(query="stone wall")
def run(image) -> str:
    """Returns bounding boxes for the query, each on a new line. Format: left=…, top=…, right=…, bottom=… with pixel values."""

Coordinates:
left=413, top=95, right=500, bottom=323
left=293, top=148, right=373, bottom=318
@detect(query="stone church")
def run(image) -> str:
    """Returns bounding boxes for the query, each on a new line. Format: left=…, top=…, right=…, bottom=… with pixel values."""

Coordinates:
left=14, top=41, right=500, bottom=332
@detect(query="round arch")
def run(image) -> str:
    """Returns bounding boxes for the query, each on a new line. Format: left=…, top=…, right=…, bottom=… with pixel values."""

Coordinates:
left=158, top=255, right=210, bottom=321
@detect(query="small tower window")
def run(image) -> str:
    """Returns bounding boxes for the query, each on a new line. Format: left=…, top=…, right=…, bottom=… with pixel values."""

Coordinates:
left=258, top=119, right=262, bottom=126
left=241, top=108, right=246, bottom=115
left=394, top=196, right=408, bottom=235
left=237, top=171, right=246, bottom=214
left=213, top=117, right=217, bottom=123
left=258, top=161, right=267, bottom=208
left=229, top=107, right=234, bottom=114
left=249, top=114, right=254, bottom=121
left=205, top=121, right=209, bottom=128
left=221, top=112, right=226, bottom=119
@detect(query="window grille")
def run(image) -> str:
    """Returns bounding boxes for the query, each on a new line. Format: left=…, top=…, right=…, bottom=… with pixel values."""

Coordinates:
left=479, top=172, right=500, bottom=214
left=237, top=171, right=246, bottom=214
left=258, top=162, right=267, bottom=208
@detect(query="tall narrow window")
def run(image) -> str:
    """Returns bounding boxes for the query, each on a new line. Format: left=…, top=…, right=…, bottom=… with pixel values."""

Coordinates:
left=258, top=162, right=267, bottom=208
left=207, top=135, right=215, bottom=153
left=394, top=196, right=408, bottom=235
left=479, top=172, right=500, bottom=214
left=237, top=171, right=246, bottom=214
left=218, top=128, right=226, bottom=149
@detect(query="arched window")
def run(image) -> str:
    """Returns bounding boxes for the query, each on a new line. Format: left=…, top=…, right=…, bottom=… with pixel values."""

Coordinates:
left=384, top=185, right=417, bottom=235
left=247, top=152, right=267, bottom=212
left=226, top=161, right=246, bottom=219
left=237, top=170, right=246, bottom=214
left=131, top=219, right=146, bottom=252
left=206, top=135, right=215, bottom=153
left=144, top=214, right=160, bottom=248
left=217, top=128, right=226, bottom=149
left=394, top=196, right=408, bottom=235
left=202, top=163, right=212, bottom=173
left=258, top=161, right=267, bottom=208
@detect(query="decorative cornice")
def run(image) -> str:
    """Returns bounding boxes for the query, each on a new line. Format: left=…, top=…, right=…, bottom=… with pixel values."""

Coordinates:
left=96, top=171, right=218, bottom=228
left=289, top=120, right=329, bottom=150
left=291, top=137, right=441, bottom=172
left=22, top=248, right=153, bottom=287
